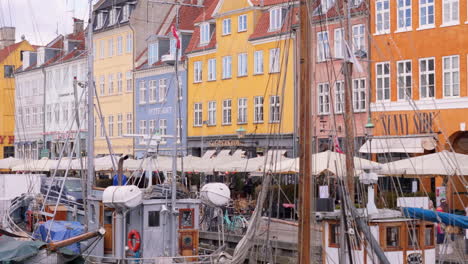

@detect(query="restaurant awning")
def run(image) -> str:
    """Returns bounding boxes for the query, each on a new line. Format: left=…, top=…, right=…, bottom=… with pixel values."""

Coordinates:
left=359, top=136, right=436, bottom=154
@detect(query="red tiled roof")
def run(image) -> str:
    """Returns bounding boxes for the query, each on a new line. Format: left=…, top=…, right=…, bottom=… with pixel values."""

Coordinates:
left=251, top=0, right=293, bottom=6
left=135, top=59, right=148, bottom=70
left=311, top=1, right=367, bottom=22
left=185, top=26, right=217, bottom=54
left=0, top=41, right=26, bottom=62
left=249, top=6, right=298, bottom=41
left=194, top=0, right=218, bottom=23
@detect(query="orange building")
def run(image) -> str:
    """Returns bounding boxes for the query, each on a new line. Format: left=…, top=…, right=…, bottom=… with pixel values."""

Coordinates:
left=369, top=0, right=468, bottom=209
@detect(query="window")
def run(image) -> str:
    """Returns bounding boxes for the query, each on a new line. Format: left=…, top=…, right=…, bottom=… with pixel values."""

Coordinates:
left=353, top=78, right=366, bottom=111
left=385, top=226, right=400, bottom=248
left=407, top=226, right=420, bottom=247
left=269, top=48, right=280, bottom=73
left=126, top=71, right=133, bottom=92
left=194, top=61, right=202, bottom=82
left=4, top=65, right=14, bottom=78
left=109, top=8, right=117, bottom=26
left=32, top=107, right=38, bottom=125
left=269, top=96, right=280, bottom=123
left=96, top=12, right=104, bottom=29
left=335, top=81, right=344, bottom=113
left=46, top=105, right=52, bottom=124
left=117, top=36, right=123, bottom=55
left=139, top=81, right=146, bottom=104
left=126, top=113, right=133, bottom=134
left=397, top=0, right=412, bottom=30
left=62, top=103, right=69, bottom=122
left=238, top=14, right=247, bottom=32
left=318, top=83, right=330, bottom=114
left=424, top=225, right=434, bottom=246
left=329, top=224, right=340, bottom=246
left=159, top=119, right=167, bottom=136
left=99, top=75, right=105, bottom=96
left=419, top=57, right=435, bottom=98
left=238, top=53, right=248, bottom=77
left=269, top=8, right=282, bottom=31
left=158, top=78, right=167, bottom=102
left=238, top=98, right=247, bottom=124
left=176, top=118, right=182, bottom=140
left=222, top=56, right=232, bottom=79
left=149, top=80, right=157, bottom=103
left=419, top=0, right=435, bottom=27
left=108, top=115, right=114, bottom=137
left=122, top=4, right=130, bottom=22
left=208, top=101, right=216, bottom=125
left=222, top=99, right=232, bottom=125
left=397, top=60, right=412, bottom=100
left=222, top=18, right=231, bottom=35
left=254, top=51, right=264, bottom=74
left=334, top=28, right=344, bottom=59
left=376, top=62, right=390, bottom=101
left=317, top=31, right=330, bottom=62
left=321, top=0, right=335, bottom=11
left=443, top=0, right=459, bottom=24
left=148, top=42, right=158, bottom=65
left=117, top=72, right=123, bottom=93
left=208, top=59, right=216, bottom=81
left=126, top=33, right=133, bottom=53
left=108, top=74, right=114, bottom=94
left=376, top=0, right=390, bottom=33
left=254, top=96, right=264, bottom=123
left=140, top=120, right=147, bottom=135
left=443, top=55, right=459, bottom=97
left=352, top=24, right=365, bottom=51
left=194, top=103, right=203, bottom=126
left=54, top=103, right=60, bottom=123
left=200, top=23, right=210, bottom=45
left=149, top=120, right=156, bottom=134
left=100, top=40, right=105, bottom=59
left=108, top=38, right=114, bottom=57
left=117, top=113, right=123, bottom=136
left=101, top=116, right=106, bottom=138
left=25, top=108, right=30, bottom=126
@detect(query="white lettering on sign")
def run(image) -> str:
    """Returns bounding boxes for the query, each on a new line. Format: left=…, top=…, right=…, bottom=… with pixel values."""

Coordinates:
left=148, top=107, right=172, bottom=116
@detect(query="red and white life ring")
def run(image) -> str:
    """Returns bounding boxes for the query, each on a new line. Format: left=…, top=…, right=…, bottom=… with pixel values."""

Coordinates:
left=127, top=229, right=141, bottom=252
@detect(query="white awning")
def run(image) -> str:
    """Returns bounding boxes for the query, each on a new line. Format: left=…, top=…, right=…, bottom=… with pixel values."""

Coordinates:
left=359, top=136, right=436, bottom=154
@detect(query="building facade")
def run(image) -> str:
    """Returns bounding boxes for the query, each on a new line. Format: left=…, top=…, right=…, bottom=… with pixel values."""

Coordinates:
left=0, top=28, right=35, bottom=158
left=186, top=0, right=298, bottom=158
left=311, top=0, right=370, bottom=154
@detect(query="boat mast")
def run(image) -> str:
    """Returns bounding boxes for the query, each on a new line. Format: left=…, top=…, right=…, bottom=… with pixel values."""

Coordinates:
left=298, top=0, right=313, bottom=263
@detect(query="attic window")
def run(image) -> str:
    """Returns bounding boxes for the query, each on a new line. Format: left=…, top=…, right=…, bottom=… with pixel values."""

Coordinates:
left=148, top=42, right=159, bottom=65
left=96, top=12, right=104, bottom=29
left=269, top=8, right=283, bottom=31
left=200, top=23, right=210, bottom=45
left=320, top=0, right=335, bottom=13
left=122, top=5, right=130, bottom=22
left=109, top=8, right=118, bottom=26
left=4, top=65, right=14, bottom=78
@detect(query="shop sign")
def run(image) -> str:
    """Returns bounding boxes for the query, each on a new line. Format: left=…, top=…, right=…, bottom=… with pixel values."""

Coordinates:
left=40, top=149, right=50, bottom=158
left=0, top=136, right=14, bottom=145
left=378, top=111, right=436, bottom=135
left=53, top=132, right=76, bottom=141
left=208, top=139, right=241, bottom=147
left=148, top=107, right=172, bottom=115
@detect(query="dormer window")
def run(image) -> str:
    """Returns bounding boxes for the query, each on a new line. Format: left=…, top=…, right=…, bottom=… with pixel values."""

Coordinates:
left=38, top=48, right=45, bottom=66
left=200, top=23, right=210, bottom=45
left=148, top=42, right=159, bottom=65
left=320, top=0, right=335, bottom=12
left=109, top=8, right=118, bottom=26
left=269, top=8, right=283, bottom=31
left=122, top=4, right=130, bottom=22
left=96, top=12, right=104, bottom=29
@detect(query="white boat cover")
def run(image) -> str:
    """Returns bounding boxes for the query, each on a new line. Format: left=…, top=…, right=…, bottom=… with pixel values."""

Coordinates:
left=0, top=157, right=23, bottom=170
left=359, top=136, right=436, bottom=154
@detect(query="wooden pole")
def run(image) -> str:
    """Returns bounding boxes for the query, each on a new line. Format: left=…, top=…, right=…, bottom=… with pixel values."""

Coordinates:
left=47, top=229, right=105, bottom=252
left=298, top=0, right=312, bottom=263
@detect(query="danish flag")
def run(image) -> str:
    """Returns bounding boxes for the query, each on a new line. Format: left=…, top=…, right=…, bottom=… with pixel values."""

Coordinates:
left=334, top=136, right=344, bottom=154
left=171, top=25, right=181, bottom=49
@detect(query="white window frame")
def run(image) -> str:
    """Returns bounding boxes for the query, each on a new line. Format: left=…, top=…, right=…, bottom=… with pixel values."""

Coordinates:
left=108, top=73, right=114, bottom=94
left=238, top=14, right=247, bottom=32
left=126, top=71, right=133, bottom=92
left=148, top=42, right=159, bottom=65
left=139, top=81, right=146, bottom=104
left=158, top=78, right=167, bottom=102
left=254, top=96, right=264, bottom=123
left=109, top=8, right=118, bottom=26
left=318, top=83, right=330, bottom=115
left=419, top=57, right=435, bottom=99
left=222, top=18, right=231, bottom=35
left=222, top=99, right=232, bottom=125
left=238, top=53, right=248, bottom=77
left=117, top=72, right=123, bottom=93
left=397, top=60, right=412, bottom=100
left=126, top=33, right=133, bottom=53
left=269, top=7, right=282, bottom=31
left=442, top=0, right=459, bottom=26
left=176, top=118, right=182, bottom=140
left=100, top=75, right=105, bottom=96
left=335, top=81, right=344, bottom=114
left=194, top=103, right=203, bottom=127
left=376, top=62, right=391, bottom=101
left=208, top=58, right=216, bottom=81
left=100, top=116, right=106, bottom=138
left=237, top=98, right=247, bottom=124
left=108, top=38, right=114, bottom=57
left=100, top=40, right=105, bottom=59
left=140, top=120, right=147, bottom=135
left=254, top=50, right=264, bottom=74
left=352, top=78, right=366, bottom=112
left=269, top=48, right=280, bottom=73
left=126, top=113, right=133, bottom=134
left=200, top=23, right=210, bottom=45
left=269, top=96, right=280, bottom=123
left=122, top=4, right=130, bottom=22
left=159, top=119, right=167, bottom=137
left=376, top=0, right=390, bottom=34
left=334, top=28, right=344, bottom=59
left=149, top=80, right=157, bottom=103
left=222, top=56, right=232, bottom=79
left=317, top=31, right=330, bottom=62
left=352, top=24, right=365, bottom=51
left=194, top=61, right=203, bottom=83
left=108, top=115, right=114, bottom=137
left=117, top=113, right=123, bottom=136
left=149, top=120, right=156, bottom=134
left=208, top=101, right=216, bottom=126
left=397, top=0, right=412, bottom=31
left=96, top=12, right=104, bottom=29
left=419, top=0, right=435, bottom=28
left=443, top=55, right=459, bottom=97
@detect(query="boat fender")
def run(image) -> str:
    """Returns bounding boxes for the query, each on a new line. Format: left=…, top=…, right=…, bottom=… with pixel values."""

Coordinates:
left=127, top=229, right=141, bottom=252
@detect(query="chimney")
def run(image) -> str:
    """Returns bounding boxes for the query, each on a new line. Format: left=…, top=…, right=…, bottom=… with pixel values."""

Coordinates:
left=0, top=27, right=15, bottom=50
left=73, top=18, right=84, bottom=34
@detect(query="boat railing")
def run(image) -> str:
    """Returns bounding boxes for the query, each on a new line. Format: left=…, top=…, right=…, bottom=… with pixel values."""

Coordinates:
left=85, top=253, right=225, bottom=264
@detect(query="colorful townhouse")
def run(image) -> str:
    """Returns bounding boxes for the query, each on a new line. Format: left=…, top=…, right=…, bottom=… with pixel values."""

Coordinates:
left=92, top=0, right=173, bottom=156
left=369, top=0, right=468, bottom=208
left=186, top=0, right=298, bottom=158
left=133, top=2, right=211, bottom=157
left=0, top=27, right=35, bottom=158
left=310, top=0, right=370, bottom=154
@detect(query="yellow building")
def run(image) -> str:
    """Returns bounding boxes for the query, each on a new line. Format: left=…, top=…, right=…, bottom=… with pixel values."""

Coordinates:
left=0, top=28, right=35, bottom=158
left=186, top=0, right=298, bottom=157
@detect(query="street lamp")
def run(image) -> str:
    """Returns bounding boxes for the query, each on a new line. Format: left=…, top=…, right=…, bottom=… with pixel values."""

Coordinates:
left=364, top=117, right=375, bottom=160
left=236, top=127, right=247, bottom=139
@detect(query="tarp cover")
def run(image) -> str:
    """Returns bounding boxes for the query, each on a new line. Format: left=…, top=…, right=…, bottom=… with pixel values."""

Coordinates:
left=0, top=236, right=45, bottom=262
left=403, top=207, right=468, bottom=229
left=33, top=221, right=84, bottom=254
